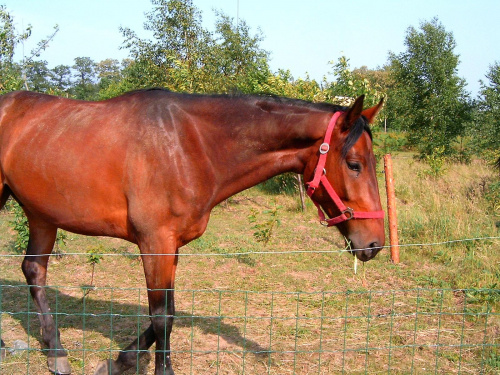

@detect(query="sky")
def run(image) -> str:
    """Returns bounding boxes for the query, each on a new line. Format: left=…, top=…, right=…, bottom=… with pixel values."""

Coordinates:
left=2, top=0, right=500, bottom=96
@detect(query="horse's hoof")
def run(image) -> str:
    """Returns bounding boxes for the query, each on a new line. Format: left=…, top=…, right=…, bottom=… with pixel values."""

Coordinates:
left=47, top=356, right=72, bottom=375
left=94, top=359, right=119, bottom=375
left=93, top=360, right=109, bottom=375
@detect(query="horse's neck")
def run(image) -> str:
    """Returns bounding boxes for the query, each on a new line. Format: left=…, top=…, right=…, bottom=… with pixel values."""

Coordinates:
left=208, top=107, right=330, bottom=204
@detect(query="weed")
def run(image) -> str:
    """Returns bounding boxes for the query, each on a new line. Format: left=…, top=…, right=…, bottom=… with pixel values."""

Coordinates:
left=484, top=180, right=500, bottom=215
left=55, top=230, right=68, bottom=254
left=10, top=203, right=28, bottom=254
left=8, top=200, right=67, bottom=255
left=213, top=246, right=256, bottom=267
left=485, top=349, right=500, bottom=370
left=247, top=204, right=282, bottom=246
left=418, top=146, right=447, bottom=178
left=465, top=286, right=500, bottom=305
left=432, top=249, right=453, bottom=265
left=82, top=245, right=104, bottom=298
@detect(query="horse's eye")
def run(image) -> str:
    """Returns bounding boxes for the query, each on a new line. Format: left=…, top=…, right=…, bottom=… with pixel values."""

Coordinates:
left=347, top=161, right=361, bottom=172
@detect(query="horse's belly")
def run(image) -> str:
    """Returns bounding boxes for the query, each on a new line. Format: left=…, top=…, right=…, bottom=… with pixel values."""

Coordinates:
left=5, top=163, right=132, bottom=240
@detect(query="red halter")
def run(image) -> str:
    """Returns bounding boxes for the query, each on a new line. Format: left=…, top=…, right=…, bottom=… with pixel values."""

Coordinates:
left=306, top=111, right=385, bottom=227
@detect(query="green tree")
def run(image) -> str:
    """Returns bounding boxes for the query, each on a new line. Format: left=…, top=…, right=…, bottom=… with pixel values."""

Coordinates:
left=0, top=5, right=30, bottom=93
left=96, top=58, right=122, bottom=92
left=474, top=62, right=500, bottom=169
left=1, top=5, right=58, bottom=94
left=326, top=55, right=383, bottom=108
left=50, top=64, right=72, bottom=93
left=120, top=0, right=211, bottom=92
left=205, top=11, right=270, bottom=93
left=388, top=18, right=471, bottom=157
left=24, top=60, right=52, bottom=92
left=255, top=69, right=326, bottom=102
left=72, top=56, right=97, bottom=99
left=112, top=0, right=271, bottom=95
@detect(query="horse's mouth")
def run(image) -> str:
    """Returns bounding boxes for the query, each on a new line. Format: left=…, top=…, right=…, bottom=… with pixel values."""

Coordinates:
left=349, top=242, right=383, bottom=262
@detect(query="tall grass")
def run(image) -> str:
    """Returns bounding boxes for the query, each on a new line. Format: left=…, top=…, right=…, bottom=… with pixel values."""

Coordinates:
left=388, top=154, right=498, bottom=290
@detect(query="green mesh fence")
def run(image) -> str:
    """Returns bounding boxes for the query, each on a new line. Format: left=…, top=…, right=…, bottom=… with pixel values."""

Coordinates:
left=0, top=284, right=498, bottom=374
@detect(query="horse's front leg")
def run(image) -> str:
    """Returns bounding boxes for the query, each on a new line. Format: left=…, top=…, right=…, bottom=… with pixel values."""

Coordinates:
left=148, top=282, right=176, bottom=375
left=140, top=230, right=179, bottom=375
left=95, top=229, right=179, bottom=375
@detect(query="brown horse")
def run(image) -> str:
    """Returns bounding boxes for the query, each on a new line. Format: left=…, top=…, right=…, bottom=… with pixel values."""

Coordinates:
left=0, top=89, right=384, bottom=375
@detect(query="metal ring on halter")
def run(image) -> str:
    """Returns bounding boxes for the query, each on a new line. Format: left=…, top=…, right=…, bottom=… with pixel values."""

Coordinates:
left=342, top=207, right=354, bottom=220
left=320, top=219, right=329, bottom=227
left=313, top=168, right=327, bottom=176
left=319, top=143, right=330, bottom=154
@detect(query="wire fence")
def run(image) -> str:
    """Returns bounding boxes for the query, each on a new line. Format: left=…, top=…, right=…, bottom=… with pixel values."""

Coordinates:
left=0, top=240, right=499, bottom=374
left=0, top=285, right=499, bottom=374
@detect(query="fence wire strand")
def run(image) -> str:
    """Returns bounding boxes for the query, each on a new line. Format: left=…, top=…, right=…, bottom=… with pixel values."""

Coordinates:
left=0, top=235, right=498, bottom=258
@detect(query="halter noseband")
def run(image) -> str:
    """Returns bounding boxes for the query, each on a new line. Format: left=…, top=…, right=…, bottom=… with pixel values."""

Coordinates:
left=306, top=111, right=385, bottom=227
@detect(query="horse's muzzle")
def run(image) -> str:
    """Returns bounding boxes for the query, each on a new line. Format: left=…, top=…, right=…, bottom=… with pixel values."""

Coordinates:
left=352, top=242, right=383, bottom=262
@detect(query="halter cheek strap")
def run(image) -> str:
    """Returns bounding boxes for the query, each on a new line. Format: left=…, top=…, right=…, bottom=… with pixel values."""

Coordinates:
left=306, top=111, right=385, bottom=227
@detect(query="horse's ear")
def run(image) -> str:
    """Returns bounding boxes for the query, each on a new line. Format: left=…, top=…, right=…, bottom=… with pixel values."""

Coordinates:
left=341, top=95, right=364, bottom=132
left=361, top=97, right=384, bottom=124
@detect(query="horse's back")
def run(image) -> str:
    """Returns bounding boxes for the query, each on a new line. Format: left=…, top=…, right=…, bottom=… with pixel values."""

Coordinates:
left=0, top=91, right=156, bottom=239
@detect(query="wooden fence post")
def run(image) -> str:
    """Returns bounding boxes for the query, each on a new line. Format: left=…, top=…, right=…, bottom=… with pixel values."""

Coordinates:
left=297, top=174, right=306, bottom=212
left=384, top=154, right=400, bottom=264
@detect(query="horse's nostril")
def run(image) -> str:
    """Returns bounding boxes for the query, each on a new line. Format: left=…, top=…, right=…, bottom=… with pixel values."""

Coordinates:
left=356, top=242, right=383, bottom=262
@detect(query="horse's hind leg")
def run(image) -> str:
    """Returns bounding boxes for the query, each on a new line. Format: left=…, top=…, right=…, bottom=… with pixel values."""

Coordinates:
left=1, top=339, right=5, bottom=360
left=21, top=213, right=71, bottom=375
left=0, top=184, right=10, bottom=210
left=0, top=184, right=10, bottom=355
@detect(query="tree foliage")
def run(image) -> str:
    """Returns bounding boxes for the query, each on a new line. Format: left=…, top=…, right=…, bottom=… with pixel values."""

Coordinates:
left=327, top=56, right=383, bottom=106
left=0, top=5, right=29, bottom=93
left=50, top=64, right=72, bottom=93
left=474, top=62, right=500, bottom=167
left=1, top=5, right=59, bottom=94
left=388, top=18, right=471, bottom=157
left=111, top=0, right=271, bottom=95
left=72, top=57, right=98, bottom=99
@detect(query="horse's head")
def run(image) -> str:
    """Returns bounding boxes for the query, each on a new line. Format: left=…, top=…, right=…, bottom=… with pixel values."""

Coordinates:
left=305, top=95, right=385, bottom=262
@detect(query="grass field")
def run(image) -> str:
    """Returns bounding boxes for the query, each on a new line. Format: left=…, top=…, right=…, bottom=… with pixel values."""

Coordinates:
left=0, top=154, right=499, bottom=374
